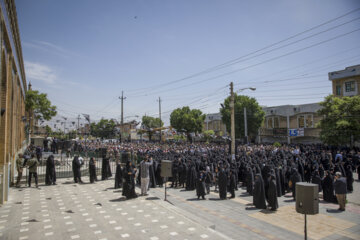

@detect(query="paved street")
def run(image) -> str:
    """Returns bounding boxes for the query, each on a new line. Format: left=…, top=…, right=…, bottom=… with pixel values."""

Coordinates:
left=0, top=176, right=359, bottom=240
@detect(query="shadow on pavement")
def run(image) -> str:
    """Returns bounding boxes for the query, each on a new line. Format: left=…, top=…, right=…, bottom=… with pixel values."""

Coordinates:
left=284, top=199, right=295, bottom=202
left=245, top=207, right=258, bottom=210
left=326, top=208, right=342, bottom=213
left=145, top=197, right=160, bottom=200
left=109, top=197, right=127, bottom=202
left=186, top=198, right=201, bottom=201
left=62, top=181, right=74, bottom=185
left=260, top=209, right=277, bottom=214
left=209, top=198, right=223, bottom=201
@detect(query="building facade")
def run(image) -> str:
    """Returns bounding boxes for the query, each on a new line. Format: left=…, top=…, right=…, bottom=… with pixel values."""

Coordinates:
left=329, top=64, right=360, bottom=97
left=203, top=113, right=227, bottom=136
left=259, top=103, right=322, bottom=144
left=0, top=0, right=27, bottom=204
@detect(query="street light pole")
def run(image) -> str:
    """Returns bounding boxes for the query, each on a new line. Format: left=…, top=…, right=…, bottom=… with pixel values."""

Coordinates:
left=230, top=82, right=235, bottom=161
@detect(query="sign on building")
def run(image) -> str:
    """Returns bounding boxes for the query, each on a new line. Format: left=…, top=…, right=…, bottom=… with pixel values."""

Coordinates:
left=289, top=128, right=304, bottom=137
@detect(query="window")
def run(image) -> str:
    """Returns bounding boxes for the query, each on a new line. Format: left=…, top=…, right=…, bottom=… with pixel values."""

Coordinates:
left=345, top=81, right=355, bottom=92
left=298, top=115, right=305, bottom=128
left=267, top=118, right=273, bottom=128
left=336, top=85, right=341, bottom=95
left=274, top=117, right=279, bottom=128
left=305, top=115, right=313, bottom=128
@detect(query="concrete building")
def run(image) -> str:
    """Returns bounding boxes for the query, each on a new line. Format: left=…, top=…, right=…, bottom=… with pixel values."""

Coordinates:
left=329, top=64, right=360, bottom=97
left=0, top=0, right=27, bottom=204
left=259, top=103, right=322, bottom=144
left=203, top=113, right=227, bottom=136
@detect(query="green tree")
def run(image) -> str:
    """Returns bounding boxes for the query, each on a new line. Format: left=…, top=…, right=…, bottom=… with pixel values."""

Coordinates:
left=317, top=95, right=360, bottom=146
left=90, top=118, right=117, bottom=139
left=141, top=116, right=163, bottom=141
left=220, top=94, right=265, bottom=139
left=203, top=129, right=215, bottom=143
left=25, top=90, right=57, bottom=121
left=45, top=125, right=52, bottom=135
left=170, top=106, right=205, bottom=141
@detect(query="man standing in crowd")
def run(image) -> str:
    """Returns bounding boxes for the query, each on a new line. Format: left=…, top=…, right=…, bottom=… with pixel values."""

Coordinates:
left=334, top=172, right=347, bottom=211
left=140, top=157, right=153, bottom=196
left=15, top=153, right=24, bottom=187
left=27, top=153, right=39, bottom=188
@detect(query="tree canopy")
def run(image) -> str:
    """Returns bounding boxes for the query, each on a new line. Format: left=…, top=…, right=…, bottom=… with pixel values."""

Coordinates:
left=141, top=115, right=163, bottom=141
left=90, top=118, right=117, bottom=139
left=170, top=106, right=205, bottom=140
left=25, top=90, right=57, bottom=121
left=317, top=95, right=360, bottom=146
left=220, top=94, right=265, bottom=139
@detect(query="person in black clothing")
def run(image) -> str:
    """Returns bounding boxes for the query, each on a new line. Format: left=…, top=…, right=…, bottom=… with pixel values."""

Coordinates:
left=274, top=168, right=282, bottom=197
left=155, top=161, right=163, bottom=187
left=101, top=156, right=112, bottom=180
left=228, top=169, right=236, bottom=199
left=196, top=171, right=206, bottom=200
left=290, top=168, right=301, bottom=200
left=218, top=166, right=228, bottom=200
left=72, top=156, right=83, bottom=183
left=267, top=174, right=278, bottom=211
left=322, top=170, right=337, bottom=203
left=114, top=160, right=123, bottom=189
left=253, top=174, right=267, bottom=209
left=246, top=167, right=254, bottom=196
left=122, top=160, right=137, bottom=199
left=345, top=165, right=354, bottom=192
left=45, top=155, right=56, bottom=185
left=89, top=157, right=97, bottom=183
left=311, top=171, right=322, bottom=192
left=171, top=159, right=179, bottom=188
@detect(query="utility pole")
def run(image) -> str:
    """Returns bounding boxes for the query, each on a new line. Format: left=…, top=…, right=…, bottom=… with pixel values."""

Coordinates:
left=244, top=107, right=248, bottom=144
left=119, top=91, right=126, bottom=142
left=77, top=115, right=81, bottom=135
left=158, top=97, right=162, bottom=142
left=230, top=82, right=235, bottom=161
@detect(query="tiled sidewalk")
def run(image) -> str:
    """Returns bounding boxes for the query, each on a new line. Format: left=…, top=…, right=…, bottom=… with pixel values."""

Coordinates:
left=0, top=178, right=224, bottom=240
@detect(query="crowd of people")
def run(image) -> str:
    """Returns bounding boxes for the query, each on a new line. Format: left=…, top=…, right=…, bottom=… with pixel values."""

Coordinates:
left=17, top=141, right=360, bottom=211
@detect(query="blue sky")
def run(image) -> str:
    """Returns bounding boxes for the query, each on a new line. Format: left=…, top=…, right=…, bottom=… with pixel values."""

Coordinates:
left=16, top=0, right=360, bottom=128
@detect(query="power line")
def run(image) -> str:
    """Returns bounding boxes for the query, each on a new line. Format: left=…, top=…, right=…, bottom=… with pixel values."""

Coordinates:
left=125, top=8, right=360, bottom=95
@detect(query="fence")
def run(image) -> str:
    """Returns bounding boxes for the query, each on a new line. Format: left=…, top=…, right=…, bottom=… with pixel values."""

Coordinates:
left=17, top=151, right=138, bottom=185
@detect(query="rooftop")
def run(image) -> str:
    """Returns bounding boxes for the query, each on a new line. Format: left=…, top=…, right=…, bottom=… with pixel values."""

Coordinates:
left=328, top=64, right=360, bottom=81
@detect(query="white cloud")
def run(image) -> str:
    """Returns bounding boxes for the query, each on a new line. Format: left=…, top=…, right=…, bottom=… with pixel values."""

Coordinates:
left=22, top=40, right=77, bottom=58
left=25, top=61, right=57, bottom=84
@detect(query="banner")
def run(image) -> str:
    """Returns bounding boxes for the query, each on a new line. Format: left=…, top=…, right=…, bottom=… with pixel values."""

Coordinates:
left=289, top=128, right=304, bottom=137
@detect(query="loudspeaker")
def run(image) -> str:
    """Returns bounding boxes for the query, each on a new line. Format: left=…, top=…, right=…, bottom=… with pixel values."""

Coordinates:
left=161, top=160, right=172, bottom=177
left=121, top=152, right=131, bottom=163
left=296, top=182, right=319, bottom=215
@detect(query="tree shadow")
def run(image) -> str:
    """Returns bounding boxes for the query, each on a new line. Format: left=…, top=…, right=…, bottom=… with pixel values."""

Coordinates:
left=113, top=190, right=122, bottom=193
